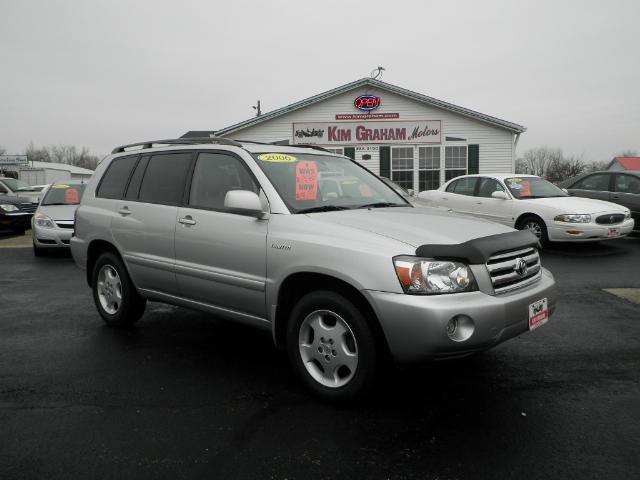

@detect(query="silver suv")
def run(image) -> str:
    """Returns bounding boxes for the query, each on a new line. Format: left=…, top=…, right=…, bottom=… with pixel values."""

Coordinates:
left=71, top=138, right=557, bottom=400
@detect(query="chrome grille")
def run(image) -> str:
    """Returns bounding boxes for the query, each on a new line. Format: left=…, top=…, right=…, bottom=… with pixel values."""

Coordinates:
left=596, top=214, right=624, bottom=225
left=18, top=202, right=38, bottom=213
left=487, top=247, right=542, bottom=294
left=55, top=221, right=74, bottom=229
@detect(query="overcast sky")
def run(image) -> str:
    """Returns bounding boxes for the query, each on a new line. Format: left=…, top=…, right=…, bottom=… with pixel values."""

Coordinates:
left=1, top=0, right=638, bottom=161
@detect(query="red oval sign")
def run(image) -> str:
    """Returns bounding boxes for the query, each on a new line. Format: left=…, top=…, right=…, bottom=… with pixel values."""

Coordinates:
left=354, top=95, right=381, bottom=111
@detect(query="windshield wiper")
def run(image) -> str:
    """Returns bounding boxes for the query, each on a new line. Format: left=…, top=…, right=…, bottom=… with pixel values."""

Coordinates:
left=357, top=202, right=406, bottom=209
left=42, top=202, right=70, bottom=206
left=296, top=205, right=351, bottom=214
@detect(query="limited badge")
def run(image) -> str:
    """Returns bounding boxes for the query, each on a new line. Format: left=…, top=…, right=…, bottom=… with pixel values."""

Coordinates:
left=258, top=153, right=298, bottom=163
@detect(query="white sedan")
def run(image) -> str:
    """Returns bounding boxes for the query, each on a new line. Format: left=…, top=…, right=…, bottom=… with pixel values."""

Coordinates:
left=418, top=174, right=634, bottom=244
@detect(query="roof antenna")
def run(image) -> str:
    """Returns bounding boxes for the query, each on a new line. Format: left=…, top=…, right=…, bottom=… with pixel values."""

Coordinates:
left=252, top=100, right=262, bottom=117
left=370, top=66, right=385, bottom=80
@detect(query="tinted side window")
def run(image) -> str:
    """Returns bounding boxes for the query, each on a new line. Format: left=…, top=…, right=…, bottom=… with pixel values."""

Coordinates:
left=188, top=152, right=258, bottom=211
left=615, top=174, right=640, bottom=194
left=445, top=180, right=458, bottom=193
left=572, top=173, right=611, bottom=191
left=124, top=156, right=149, bottom=200
left=477, top=178, right=505, bottom=197
left=138, top=152, right=192, bottom=205
left=96, top=156, right=138, bottom=199
left=451, top=177, right=478, bottom=196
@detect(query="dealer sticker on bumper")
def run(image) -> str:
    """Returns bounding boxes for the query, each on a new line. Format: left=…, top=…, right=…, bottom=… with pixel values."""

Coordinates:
left=529, top=298, right=549, bottom=330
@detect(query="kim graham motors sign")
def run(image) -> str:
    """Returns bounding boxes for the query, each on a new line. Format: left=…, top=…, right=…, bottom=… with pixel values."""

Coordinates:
left=292, top=120, right=441, bottom=146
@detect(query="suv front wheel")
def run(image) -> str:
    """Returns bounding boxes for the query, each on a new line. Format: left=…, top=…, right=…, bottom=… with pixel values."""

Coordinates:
left=287, top=290, right=378, bottom=401
left=91, top=252, right=146, bottom=326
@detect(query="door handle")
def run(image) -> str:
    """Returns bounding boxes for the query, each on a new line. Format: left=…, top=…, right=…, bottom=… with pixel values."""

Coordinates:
left=441, top=197, right=448, bottom=201
left=611, top=195, right=620, bottom=199
left=475, top=201, right=482, bottom=205
left=178, top=216, right=196, bottom=226
left=118, top=206, right=131, bottom=216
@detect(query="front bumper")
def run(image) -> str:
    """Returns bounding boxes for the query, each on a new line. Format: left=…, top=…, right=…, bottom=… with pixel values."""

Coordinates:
left=547, top=218, right=634, bottom=242
left=363, top=268, right=557, bottom=363
left=0, top=212, right=32, bottom=230
left=32, top=223, right=73, bottom=248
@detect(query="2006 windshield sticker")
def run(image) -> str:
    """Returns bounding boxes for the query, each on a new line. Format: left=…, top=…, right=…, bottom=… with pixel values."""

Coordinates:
left=295, top=161, right=318, bottom=201
left=258, top=153, right=298, bottom=163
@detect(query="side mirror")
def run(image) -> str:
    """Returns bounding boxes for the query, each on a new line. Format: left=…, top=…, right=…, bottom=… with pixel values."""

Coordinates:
left=491, top=191, right=508, bottom=200
left=224, top=190, right=267, bottom=218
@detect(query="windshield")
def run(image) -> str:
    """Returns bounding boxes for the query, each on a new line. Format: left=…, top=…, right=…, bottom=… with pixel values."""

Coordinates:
left=380, top=177, right=411, bottom=199
left=504, top=177, right=568, bottom=199
left=252, top=153, right=409, bottom=213
left=41, top=184, right=87, bottom=205
left=2, top=178, right=34, bottom=191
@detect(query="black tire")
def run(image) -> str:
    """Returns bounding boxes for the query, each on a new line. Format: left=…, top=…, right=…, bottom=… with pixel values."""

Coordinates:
left=517, top=214, right=549, bottom=246
left=286, top=290, right=379, bottom=401
left=91, top=251, right=146, bottom=327
left=33, top=242, right=48, bottom=257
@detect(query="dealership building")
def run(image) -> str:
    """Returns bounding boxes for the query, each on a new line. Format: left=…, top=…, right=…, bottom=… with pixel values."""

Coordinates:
left=212, top=78, right=526, bottom=192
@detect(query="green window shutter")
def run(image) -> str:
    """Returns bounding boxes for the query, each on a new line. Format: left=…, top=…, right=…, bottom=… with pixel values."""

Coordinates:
left=379, top=146, right=391, bottom=178
left=468, top=144, right=479, bottom=174
left=344, top=147, right=355, bottom=160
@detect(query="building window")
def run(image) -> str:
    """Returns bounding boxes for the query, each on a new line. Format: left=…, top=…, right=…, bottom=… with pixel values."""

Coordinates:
left=325, top=147, right=344, bottom=155
left=445, top=146, right=467, bottom=181
left=391, top=147, right=414, bottom=191
left=418, top=146, right=440, bottom=191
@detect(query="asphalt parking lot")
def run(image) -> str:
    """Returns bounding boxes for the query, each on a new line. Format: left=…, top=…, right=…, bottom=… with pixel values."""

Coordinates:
left=1, top=232, right=639, bottom=480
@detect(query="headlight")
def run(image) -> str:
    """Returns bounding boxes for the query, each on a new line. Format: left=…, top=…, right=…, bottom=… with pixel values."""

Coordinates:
left=34, top=212, right=55, bottom=228
left=0, top=203, right=19, bottom=212
left=393, top=256, right=477, bottom=295
left=554, top=214, right=591, bottom=223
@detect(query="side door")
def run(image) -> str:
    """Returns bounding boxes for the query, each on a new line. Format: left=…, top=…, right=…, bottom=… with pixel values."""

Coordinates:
left=109, top=151, right=194, bottom=295
left=472, top=177, right=514, bottom=226
left=612, top=174, right=640, bottom=225
left=567, top=173, right=613, bottom=201
left=174, top=151, right=268, bottom=319
left=441, top=177, right=478, bottom=216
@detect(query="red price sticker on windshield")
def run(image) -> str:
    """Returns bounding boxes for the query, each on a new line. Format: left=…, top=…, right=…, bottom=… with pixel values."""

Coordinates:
left=295, top=161, right=318, bottom=201
left=65, top=188, right=80, bottom=204
left=520, top=180, right=532, bottom=197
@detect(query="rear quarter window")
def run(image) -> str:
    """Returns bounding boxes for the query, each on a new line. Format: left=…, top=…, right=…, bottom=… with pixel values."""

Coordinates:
left=96, top=156, right=138, bottom=199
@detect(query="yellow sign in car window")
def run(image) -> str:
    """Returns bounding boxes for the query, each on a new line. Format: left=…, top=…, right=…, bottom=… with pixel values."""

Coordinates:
left=258, top=153, right=298, bottom=163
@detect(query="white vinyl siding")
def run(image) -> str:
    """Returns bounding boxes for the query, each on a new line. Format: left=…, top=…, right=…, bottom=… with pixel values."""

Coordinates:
left=221, top=88, right=517, bottom=175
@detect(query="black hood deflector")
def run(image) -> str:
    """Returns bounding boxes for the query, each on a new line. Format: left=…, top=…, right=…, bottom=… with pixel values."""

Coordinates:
left=415, top=230, right=540, bottom=264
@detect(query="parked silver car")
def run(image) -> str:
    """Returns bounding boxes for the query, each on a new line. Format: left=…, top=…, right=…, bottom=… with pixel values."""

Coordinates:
left=32, top=182, right=86, bottom=256
left=71, top=138, right=557, bottom=400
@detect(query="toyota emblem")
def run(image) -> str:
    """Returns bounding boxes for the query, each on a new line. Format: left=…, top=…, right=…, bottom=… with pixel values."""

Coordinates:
left=514, top=258, right=528, bottom=277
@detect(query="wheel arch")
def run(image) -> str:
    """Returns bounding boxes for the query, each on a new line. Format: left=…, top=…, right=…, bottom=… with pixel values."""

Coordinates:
left=85, top=239, right=125, bottom=287
left=515, top=212, right=545, bottom=229
left=272, top=272, right=390, bottom=357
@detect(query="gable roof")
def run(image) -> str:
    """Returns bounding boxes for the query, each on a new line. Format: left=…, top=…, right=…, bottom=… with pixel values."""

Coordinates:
left=611, top=156, right=640, bottom=170
left=215, top=78, right=526, bottom=136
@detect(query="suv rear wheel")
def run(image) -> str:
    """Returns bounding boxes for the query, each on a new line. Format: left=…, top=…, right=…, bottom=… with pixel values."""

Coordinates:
left=287, top=290, right=378, bottom=401
left=91, top=252, right=146, bottom=326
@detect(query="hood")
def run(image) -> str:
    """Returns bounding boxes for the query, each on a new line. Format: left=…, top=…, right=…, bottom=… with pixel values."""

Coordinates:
left=518, top=196, right=626, bottom=213
left=37, top=204, right=78, bottom=221
left=306, top=207, right=514, bottom=248
left=0, top=194, right=36, bottom=205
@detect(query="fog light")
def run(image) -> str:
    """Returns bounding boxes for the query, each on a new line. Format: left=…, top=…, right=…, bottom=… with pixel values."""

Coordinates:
left=446, top=315, right=474, bottom=342
left=565, top=230, right=583, bottom=235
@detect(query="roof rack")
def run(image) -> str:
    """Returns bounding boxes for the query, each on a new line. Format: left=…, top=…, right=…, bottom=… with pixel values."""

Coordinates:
left=111, top=137, right=242, bottom=154
left=234, top=139, right=331, bottom=153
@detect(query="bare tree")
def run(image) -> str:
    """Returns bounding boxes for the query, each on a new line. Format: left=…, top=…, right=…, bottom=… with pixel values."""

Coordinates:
left=517, top=147, right=563, bottom=177
left=616, top=150, right=638, bottom=157
left=25, top=142, right=99, bottom=170
left=546, top=154, right=586, bottom=183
